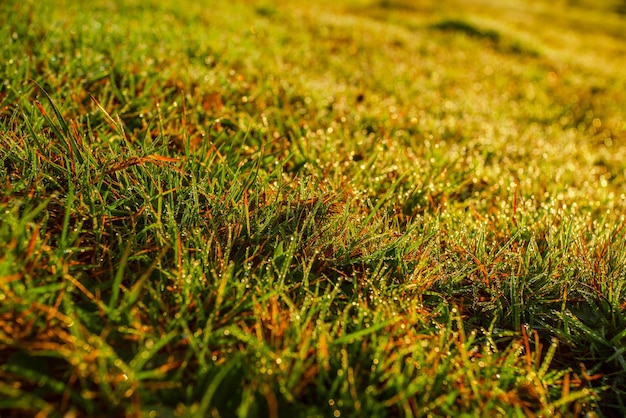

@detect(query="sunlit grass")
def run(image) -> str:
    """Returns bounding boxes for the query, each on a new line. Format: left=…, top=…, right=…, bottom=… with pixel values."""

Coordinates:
left=1, top=0, right=625, bottom=416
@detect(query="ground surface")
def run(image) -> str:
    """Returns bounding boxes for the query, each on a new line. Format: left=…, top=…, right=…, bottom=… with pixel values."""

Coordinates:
left=1, top=0, right=626, bottom=416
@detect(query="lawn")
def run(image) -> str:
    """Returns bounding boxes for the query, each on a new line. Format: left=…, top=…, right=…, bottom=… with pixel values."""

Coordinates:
left=1, top=0, right=626, bottom=416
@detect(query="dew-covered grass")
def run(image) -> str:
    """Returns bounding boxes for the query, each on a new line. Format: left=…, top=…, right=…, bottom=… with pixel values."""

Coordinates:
left=1, top=0, right=626, bottom=416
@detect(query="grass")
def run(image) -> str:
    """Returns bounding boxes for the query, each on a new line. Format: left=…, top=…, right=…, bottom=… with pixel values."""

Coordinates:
left=1, top=0, right=626, bottom=416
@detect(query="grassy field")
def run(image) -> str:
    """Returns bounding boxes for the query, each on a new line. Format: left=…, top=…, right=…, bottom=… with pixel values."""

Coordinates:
left=1, top=0, right=626, bottom=416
